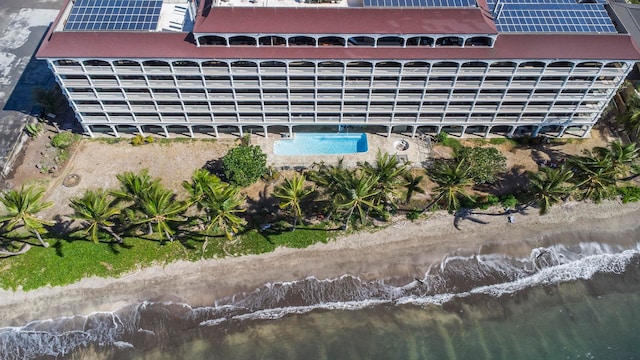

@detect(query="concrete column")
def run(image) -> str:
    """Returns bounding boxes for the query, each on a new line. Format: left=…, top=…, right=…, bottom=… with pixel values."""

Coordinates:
left=188, top=126, right=194, bottom=138
left=557, top=126, right=567, bottom=137
left=238, top=126, right=244, bottom=138
left=411, top=126, right=417, bottom=138
left=581, top=125, right=593, bottom=138
left=162, top=126, right=169, bottom=138
left=214, top=126, right=219, bottom=138
left=387, top=126, right=392, bottom=137
left=137, top=126, right=145, bottom=137
left=484, top=126, right=492, bottom=138
left=460, top=126, right=467, bottom=138
left=507, top=126, right=517, bottom=138
left=84, top=125, right=94, bottom=138
left=110, top=125, right=119, bottom=138
left=532, top=126, right=541, bottom=138
left=263, top=125, right=269, bottom=139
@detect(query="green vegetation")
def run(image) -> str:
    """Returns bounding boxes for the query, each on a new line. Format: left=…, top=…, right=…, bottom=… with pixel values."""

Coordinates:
left=1, top=138, right=639, bottom=291
left=131, top=134, right=155, bottom=146
left=25, top=123, right=44, bottom=138
left=221, top=144, right=268, bottom=187
left=51, top=131, right=77, bottom=149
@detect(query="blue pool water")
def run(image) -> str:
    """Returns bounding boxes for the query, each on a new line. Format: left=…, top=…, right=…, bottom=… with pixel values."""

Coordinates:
left=274, top=133, right=368, bottom=155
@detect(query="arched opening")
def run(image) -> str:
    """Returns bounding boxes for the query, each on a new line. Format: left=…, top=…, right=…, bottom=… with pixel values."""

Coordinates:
left=406, top=36, right=434, bottom=46
left=464, top=36, right=492, bottom=47
left=173, top=60, right=199, bottom=68
left=348, top=36, right=375, bottom=47
left=432, top=61, right=459, bottom=69
left=490, top=61, right=517, bottom=72
left=289, top=61, right=315, bottom=68
left=83, top=59, right=110, bottom=67
left=318, top=36, right=345, bottom=46
left=376, top=61, right=401, bottom=68
left=548, top=61, right=574, bottom=68
left=229, top=35, right=257, bottom=46
left=143, top=60, right=170, bottom=67
left=289, top=36, right=316, bottom=46
left=198, top=35, right=227, bottom=46
left=54, top=59, right=80, bottom=66
left=113, top=59, right=140, bottom=67
left=604, top=62, right=624, bottom=69
left=318, top=61, right=344, bottom=68
left=576, top=61, right=603, bottom=68
left=202, top=60, right=228, bottom=68
left=435, top=36, right=463, bottom=47
left=404, top=61, right=429, bottom=69
left=258, top=36, right=286, bottom=46
left=518, top=61, right=545, bottom=69
left=462, top=61, right=488, bottom=69
left=377, top=36, right=404, bottom=47
left=231, top=60, right=258, bottom=68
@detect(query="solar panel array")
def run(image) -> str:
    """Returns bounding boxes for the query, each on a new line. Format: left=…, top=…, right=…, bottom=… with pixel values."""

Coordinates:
left=64, top=0, right=162, bottom=31
left=363, top=0, right=477, bottom=7
left=487, top=0, right=617, bottom=33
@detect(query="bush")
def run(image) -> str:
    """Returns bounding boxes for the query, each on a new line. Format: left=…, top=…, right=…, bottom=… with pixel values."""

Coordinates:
left=221, top=144, right=267, bottom=187
left=51, top=131, right=76, bottom=149
left=456, top=146, right=507, bottom=185
left=131, top=134, right=154, bottom=146
left=406, top=208, right=421, bottom=221
left=500, top=194, right=518, bottom=209
left=617, top=185, right=640, bottom=203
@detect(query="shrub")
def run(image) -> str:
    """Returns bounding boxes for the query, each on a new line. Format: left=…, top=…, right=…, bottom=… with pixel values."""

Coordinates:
left=221, top=144, right=268, bottom=187
left=406, top=208, right=421, bottom=221
left=500, top=194, right=518, bottom=209
left=25, top=123, right=43, bottom=138
left=51, top=131, right=76, bottom=149
left=617, top=185, right=640, bottom=203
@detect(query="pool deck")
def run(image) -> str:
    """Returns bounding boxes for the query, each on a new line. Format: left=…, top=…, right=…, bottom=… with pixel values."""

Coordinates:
left=252, top=132, right=430, bottom=170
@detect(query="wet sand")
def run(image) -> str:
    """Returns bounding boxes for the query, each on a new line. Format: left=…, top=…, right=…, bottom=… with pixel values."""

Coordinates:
left=1, top=200, right=639, bottom=327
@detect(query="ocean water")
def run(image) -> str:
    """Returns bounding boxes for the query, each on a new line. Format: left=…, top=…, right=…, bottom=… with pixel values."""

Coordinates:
left=2, top=229, right=640, bottom=359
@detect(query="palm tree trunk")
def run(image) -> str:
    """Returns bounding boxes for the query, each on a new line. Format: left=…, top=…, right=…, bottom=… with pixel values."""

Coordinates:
left=0, top=243, right=31, bottom=256
left=33, top=230, right=49, bottom=248
left=421, top=192, right=445, bottom=214
left=147, top=222, right=153, bottom=236
left=100, top=225, right=122, bottom=243
left=292, top=215, right=298, bottom=231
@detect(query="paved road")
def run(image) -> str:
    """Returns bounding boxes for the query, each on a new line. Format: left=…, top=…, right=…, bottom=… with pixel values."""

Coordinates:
left=0, top=0, right=64, bottom=174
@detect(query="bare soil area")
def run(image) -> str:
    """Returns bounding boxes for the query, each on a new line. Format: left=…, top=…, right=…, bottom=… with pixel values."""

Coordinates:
left=4, top=124, right=616, bottom=221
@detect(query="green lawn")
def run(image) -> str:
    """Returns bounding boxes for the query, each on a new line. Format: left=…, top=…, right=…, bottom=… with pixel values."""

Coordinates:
left=0, top=224, right=333, bottom=291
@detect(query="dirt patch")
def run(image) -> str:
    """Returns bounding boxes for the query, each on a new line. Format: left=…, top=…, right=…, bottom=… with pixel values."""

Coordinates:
left=3, top=124, right=617, bottom=221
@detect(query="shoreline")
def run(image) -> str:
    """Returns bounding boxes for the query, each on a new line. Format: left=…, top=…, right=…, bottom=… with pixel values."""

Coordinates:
left=1, top=199, right=639, bottom=327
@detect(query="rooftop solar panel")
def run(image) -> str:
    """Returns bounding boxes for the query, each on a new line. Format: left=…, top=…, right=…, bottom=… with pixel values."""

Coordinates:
left=64, top=0, right=162, bottom=31
left=486, top=0, right=617, bottom=34
left=363, top=0, right=477, bottom=7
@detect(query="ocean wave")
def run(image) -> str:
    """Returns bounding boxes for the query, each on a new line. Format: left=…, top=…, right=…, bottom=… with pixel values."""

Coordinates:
left=1, top=241, right=639, bottom=359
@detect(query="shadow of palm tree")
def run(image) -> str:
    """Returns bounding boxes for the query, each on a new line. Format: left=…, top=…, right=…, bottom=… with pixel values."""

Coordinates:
left=453, top=208, right=489, bottom=230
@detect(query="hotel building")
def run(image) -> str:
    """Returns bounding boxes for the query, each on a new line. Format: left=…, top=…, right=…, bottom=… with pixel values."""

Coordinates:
left=37, top=0, right=640, bottom=138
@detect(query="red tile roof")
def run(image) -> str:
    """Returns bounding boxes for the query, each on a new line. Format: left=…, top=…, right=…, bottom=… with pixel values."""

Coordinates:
left=36, top=31, right=640, bottom=61
left=192, top=7, right=498, bottom=35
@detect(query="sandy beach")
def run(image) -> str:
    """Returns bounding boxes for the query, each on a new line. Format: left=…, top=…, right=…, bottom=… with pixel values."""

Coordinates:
left=1, top=199, right=638, bottom=328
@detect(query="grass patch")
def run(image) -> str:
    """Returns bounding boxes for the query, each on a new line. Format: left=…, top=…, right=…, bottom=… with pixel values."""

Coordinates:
left=90, top=137, right=128, bottom=144
left=0, top=223, right=333, bottom=291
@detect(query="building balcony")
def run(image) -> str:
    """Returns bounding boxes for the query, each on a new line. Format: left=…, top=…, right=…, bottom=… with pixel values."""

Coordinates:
left=202, top=67, right=230, bottom=75
left=96, top=93, right=125, bottom=100
left=63, top=79, right=91, bottom=87
left=231, top=67, right=259, bottom=75
left=174, top=67, right=201, bottom=74
left=92, top=79, right=119, bottom=87
left=148, top=80, right=176, bottom=87
left=130, top=104, right=157, bottom=111
left=124, top=93, right=153, bottom=100
left=103, top=104, right=131, bottom=111
left=84, top=66, right=113, bottom=73
left=55, top=66, right=84, bottom=74
left=74, top=104, right=103, bottom=111
left=113, top=66, right=142, bottom=74
left=143, top=66, right=172, bottom=74
left=119, top=79, right=147, bottom=87
left=69, top=92, right=97, bottom=100
left=177, top=80, right=204, bottom=87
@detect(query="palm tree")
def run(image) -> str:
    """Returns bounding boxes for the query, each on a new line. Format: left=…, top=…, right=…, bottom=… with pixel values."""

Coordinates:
left=112, top=169, right=160, bottom=207
left=200, top=184, right=246, bottom=240
left=402, top=172, right=425, bottom=204
left=360, top=150, right=409, bottom=209
left=134, top=184, right=187, bottom=241
left=334, top=171, right=381, bottom=231
left=425, top=159, right=474, bottom=212
left=619, top=94, right=640, bottom=141
left=273, top=173, right=314, bottom=231
left=527, top=166, right=574, bottom=215
left=69, top=189, right=122, bottom=243
left=570, top=154, right=618, bottom=203
left=0, top=185, right=53, bottom=247
left=182, top=168, right=222, bottom=206
left=594, top=140, right=639, bottom=179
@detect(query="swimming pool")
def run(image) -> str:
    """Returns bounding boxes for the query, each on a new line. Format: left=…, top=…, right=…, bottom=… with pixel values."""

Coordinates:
left=274, top=133, right=368, bottom=155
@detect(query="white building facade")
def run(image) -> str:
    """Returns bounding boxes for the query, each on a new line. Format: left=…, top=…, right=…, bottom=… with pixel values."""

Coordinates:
left=38, top=0, right=640, bottom=138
